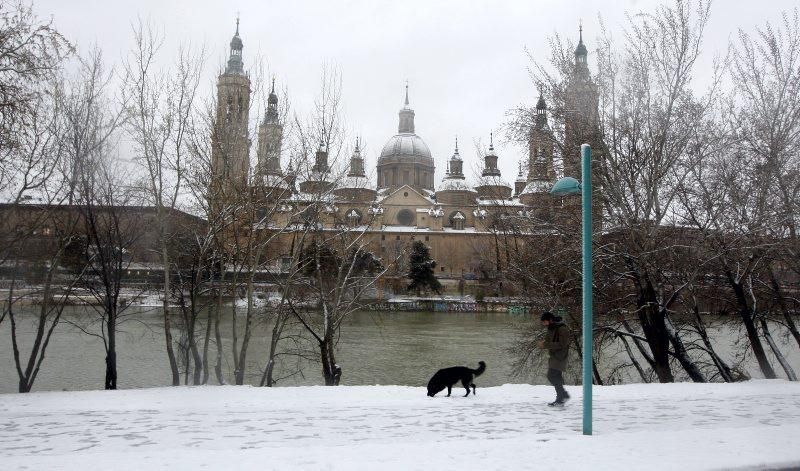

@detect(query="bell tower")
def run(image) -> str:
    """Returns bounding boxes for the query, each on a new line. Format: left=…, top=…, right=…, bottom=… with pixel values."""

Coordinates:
left=563, top=24, right=601, bottom=183
left=256, top=78, right=283, bottom=177
left=211, top=18, right=251, bottom=205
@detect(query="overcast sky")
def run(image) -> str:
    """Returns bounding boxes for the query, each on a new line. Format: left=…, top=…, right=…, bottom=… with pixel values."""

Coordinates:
left=36, top=0, right=797, bottom=184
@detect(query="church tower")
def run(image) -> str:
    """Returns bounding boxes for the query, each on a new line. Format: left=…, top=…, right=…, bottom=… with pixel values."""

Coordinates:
left=475, top=133, right=512, bottom=200
left=563, top=25, right=603, bottom=226
left=563, top=25, right=601, bottom=182
left=256, top=78, right=283, bottom=177
left=211, top=18, right=251, bottom=204
left=528, top=95, right=554, bottom=182
left=520, top=95, right=555, bottom=212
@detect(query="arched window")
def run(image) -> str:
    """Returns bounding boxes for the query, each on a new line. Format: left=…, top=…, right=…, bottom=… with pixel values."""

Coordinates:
left=449, top=211, right=466, bottom=230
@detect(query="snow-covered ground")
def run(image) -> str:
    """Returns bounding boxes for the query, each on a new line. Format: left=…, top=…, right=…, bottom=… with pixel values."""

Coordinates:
left=1, top=381, right=799, bottom=470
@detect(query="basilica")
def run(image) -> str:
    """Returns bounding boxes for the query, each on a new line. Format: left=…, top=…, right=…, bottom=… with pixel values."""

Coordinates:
left=209, top=20, right=602, bottom=288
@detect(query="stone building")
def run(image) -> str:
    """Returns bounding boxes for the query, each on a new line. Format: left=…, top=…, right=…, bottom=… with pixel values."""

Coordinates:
left=208, top=21, right=603, bottom=292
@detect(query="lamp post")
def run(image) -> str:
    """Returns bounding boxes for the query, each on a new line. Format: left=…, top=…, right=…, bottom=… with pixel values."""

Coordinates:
left=550, top=143, right=593, bottom=436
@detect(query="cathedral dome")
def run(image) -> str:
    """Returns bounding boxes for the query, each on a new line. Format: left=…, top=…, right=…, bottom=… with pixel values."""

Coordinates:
left=378, top=133, right=434, bottom=166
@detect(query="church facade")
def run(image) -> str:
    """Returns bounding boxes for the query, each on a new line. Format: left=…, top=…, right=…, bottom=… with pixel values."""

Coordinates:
left=209, top=21, right=602, bottom=292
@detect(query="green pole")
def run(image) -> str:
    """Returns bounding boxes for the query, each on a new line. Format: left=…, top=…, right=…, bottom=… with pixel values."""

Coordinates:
left=581, top=143, right=593, bottom=436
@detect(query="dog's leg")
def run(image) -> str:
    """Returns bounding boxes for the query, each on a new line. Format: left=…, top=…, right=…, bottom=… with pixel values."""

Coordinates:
left=446, top=385, right=452, bottom=397
left=471, top=383, right=476, bottom=395
left=462, top=379, right=470, bottom=397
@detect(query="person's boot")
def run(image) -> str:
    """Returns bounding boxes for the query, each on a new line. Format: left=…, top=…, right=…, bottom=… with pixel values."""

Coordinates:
left=547, top=399, right=565, bottom=407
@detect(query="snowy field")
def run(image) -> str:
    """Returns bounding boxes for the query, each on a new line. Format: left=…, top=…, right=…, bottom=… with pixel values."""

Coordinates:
left=1, top=381, right=799, bottom=470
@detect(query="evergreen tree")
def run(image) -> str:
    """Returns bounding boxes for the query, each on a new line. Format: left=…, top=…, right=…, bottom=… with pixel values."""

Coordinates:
left=407, top=241, right=442, bottom=295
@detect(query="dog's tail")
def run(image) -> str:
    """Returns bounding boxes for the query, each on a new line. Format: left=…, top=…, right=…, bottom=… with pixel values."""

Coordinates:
left=473, top=361, right=486, bottom=377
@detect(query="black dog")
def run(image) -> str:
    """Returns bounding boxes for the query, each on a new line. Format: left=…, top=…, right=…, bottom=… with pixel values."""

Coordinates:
left=426, top=361, right=486, bottom=397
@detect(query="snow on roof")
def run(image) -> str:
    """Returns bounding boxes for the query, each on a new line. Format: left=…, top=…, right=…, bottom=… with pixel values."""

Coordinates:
left=438, top=178, right=475, bottom=192
left=477, top=199, right=525, bottom=207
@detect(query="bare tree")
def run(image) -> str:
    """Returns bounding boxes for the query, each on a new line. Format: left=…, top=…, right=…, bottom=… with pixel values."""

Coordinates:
left=56, top=48, right=129, bottom=390
left=276, top=67, right=387, bottom=385
left=0, top=1, right=71, bottom=159
left=122, top=18, right=206, bottom=386
left=730, top=8, right=800, bottom=370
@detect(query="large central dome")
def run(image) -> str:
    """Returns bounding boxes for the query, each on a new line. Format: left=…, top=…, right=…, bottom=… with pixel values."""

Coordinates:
left=376, top=86, right=436, bottom=192
left=379, top=133, right=433, bottom=165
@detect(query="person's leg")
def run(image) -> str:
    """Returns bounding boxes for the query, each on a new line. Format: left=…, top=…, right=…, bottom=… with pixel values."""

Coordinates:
left=547, top=368, right=567, bottom=401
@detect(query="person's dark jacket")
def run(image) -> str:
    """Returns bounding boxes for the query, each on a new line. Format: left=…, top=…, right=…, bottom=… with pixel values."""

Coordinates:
left=544, top=319, right=570, bottom=371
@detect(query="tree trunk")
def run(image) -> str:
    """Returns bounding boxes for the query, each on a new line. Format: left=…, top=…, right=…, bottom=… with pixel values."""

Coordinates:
left=260, top=307, right=286, bottom=387
left=235, top=280, right=256, bottom=386
left=320, top=337, right=338, bottom=386
left=759, top=317, right=797, bottom=381
left=201, top=296, right=212, bottom=385
left=189, top=286, right=203, bottom=385
left=664, top=313, right=706, bottom=382
left=729, top=275, right=776, bottom=378
left=692, top=306, right=735, bottom=382
left=618, top=333, right=649, bottom=382
left=162, top=246, right=180, bottom=386
left=636, top=281, right=674, bottom=383
left=770, top=270, right=800, bottom=349
left=214, top=287, right=225, bottom=385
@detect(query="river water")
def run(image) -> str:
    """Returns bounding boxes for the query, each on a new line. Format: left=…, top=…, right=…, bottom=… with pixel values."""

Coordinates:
left=1, top=306, right=797, bottom=393
left=0, top=307, right=529, bottom=393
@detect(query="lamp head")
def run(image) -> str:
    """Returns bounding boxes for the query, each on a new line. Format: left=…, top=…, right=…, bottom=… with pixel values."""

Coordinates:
left=550, top=177, right=582, bottom=195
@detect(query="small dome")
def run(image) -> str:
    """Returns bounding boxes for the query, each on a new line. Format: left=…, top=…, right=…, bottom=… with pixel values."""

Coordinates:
left=439, top=178, right=474, bottom=192
left=521, top=180, right=552, bottom=195
left=378, top=133, right=434, bottom=166
left=536, top=95, right=547, bottom=110
left=338, top=175, right=374, bottom=190
left=477, top=175, right=511, bottom=189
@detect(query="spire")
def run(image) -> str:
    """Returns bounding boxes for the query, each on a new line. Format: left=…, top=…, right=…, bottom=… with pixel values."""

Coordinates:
left=225, top=17, right=244, bottom=75
left=314, top=132, right=329, bottom=174
left=574, top=21, right=588, bottom=65
left=482, top=132, right=500, bottom=177
left=265, top=77, right=279, bottom=123
left=348, top=136, right=365, bottom=177
left=398, top=83, right=415, bottom=133
left=446, top=135, right=464, bottom=179
left=535, top=94, right=548, bottom=127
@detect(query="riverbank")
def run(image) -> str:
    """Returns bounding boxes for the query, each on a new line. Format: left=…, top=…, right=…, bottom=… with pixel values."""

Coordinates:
left=1, top=381, right=799, bottom=470
left=2, top=285, right=533, bottom=313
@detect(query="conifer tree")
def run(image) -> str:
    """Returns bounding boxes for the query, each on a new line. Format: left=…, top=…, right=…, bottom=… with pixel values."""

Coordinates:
left=407, top=241, right=441, bottom=295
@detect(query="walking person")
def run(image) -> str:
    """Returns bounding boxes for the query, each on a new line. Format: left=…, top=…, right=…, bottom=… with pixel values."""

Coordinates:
left=540, top=311, right=571, bottom=407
